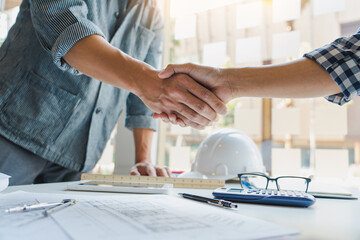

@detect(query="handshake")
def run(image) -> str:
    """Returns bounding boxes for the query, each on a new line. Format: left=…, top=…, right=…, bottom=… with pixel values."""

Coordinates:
left=149, top=63, right=233, bottom=129
left=136, top=57, right=337, bottom=130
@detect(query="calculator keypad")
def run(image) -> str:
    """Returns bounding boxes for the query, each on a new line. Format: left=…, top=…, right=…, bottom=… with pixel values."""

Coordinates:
left=214, top=188, right=316, bottom=207
left=244, top=189, right=306, bottom=197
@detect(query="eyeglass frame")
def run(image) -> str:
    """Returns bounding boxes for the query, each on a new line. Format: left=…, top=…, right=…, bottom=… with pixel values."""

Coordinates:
left=237, top=172, right=312, bottom=193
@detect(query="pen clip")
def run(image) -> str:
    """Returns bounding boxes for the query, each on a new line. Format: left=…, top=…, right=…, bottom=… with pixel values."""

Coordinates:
left=207, top=200, right=238, bottom=209
left=207, top=201, right=223, bottom=207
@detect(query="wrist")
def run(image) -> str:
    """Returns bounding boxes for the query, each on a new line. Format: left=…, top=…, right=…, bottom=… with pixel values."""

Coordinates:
left=220, top=68, right=241, bottom=101
left=132, top=67, right=160, bottom=98
left=135, top=158, right=151, bottom=164
left=113, top=50, right=159, bottom=95
left=223, top=67, right=254, bottom=99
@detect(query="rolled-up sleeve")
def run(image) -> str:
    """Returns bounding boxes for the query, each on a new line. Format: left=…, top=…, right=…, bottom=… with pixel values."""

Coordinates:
left=304, top=30, right=360, bottom=105
left=125, top=93, right=158, bottom=131
left=29, top=0, right=105, bottom=74
left=125, top=6, right=164, bottom=131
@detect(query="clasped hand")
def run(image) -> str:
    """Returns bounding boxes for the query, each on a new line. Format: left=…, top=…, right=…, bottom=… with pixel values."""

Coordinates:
left=151, top=64, right=232, bottom=128
left=136, top=67, right=229, bottom=129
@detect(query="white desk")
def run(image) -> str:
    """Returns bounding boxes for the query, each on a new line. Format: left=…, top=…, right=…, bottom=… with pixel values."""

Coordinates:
left=2, top=182, right=360, bottom=240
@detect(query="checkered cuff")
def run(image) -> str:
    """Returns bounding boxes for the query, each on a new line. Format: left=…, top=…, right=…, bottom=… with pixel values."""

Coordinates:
left=304, top=33, right=360, bottom=106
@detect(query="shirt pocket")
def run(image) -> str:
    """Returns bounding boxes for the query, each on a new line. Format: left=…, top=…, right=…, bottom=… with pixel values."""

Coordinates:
left=132, top=25, right=156, bottom=61
left=0, top=71, right=80, bottom=145
left=118, top=25, right=155, bottom=62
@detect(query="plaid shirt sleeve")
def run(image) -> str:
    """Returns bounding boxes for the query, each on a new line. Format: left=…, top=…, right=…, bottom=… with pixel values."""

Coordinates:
left=304, top=30, right=360, bottom=105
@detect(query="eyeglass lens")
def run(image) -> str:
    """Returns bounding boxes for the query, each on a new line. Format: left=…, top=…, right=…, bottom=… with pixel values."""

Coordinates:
left=277, top=177, right=308, bottom=192
left=240, top=174, right=309, bottom=192
left=240, top=175, right=268, bottom=190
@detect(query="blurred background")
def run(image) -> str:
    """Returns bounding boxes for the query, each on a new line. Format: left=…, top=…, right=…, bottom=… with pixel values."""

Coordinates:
left=1, top=0, right=360, bottom=188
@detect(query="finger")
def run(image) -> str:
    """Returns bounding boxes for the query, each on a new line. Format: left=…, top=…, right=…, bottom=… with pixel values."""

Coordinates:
left=130, top=167, right=140, bottom=176
left=176, top=103, right=213, bottom=127
left=146, top=164, right=157, bottom=177
left=152, top=113, right=161, bottom=119
left=162, top=117, right=170, bottom=123
left=159, top=112, right=170, bottom=119
left=158, top=64, right=194, bottom=79
left=175, top=112, right=205, bottom=130
left=165, top=167, right=172, bottom=177
left=176, top=118, right=187, bottom=127
left=169, top=113, right=177, bottom=125
left=159, top=113, right=171, bottom=123
left=185, top=80, right=227, bottom=116
left=171, top=86, right=216, bottom=124
left=155, top=167, right=169, bottom=177
left=153, top=113, right=170, bottom=123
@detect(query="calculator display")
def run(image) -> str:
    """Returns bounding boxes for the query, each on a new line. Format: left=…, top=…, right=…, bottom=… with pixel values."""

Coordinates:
left=227, top=188, right=245, bottom=193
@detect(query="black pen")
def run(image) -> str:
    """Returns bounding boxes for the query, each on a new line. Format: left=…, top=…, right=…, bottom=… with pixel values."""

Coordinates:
left=178, top=193, right=238, bottom=209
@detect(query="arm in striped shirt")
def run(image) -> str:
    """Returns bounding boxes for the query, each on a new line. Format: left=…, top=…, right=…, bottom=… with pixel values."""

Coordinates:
left=29, top=0, right=105, bottom=74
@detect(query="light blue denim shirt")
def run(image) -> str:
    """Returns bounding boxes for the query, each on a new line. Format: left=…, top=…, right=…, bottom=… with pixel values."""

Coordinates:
left=0, top=0, right=163, bottom=172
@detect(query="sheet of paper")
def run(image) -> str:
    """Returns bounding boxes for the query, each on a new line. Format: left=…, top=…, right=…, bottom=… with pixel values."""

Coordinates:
left=271, top=148, right=301, bottom=177
left=170, top=0, right=240, bottom=18
left=0, top=192, right=69, bottom=240
left=236, top=1, right=263, bottom=29
left=315, top=149, right=349, bottom=179
left=0, top=173, right=10, bottom=192
left=315, top=106, right=347, bottom=136
left=0, top=191, right=298, bottom=240
left=313, top=0, right=345, bottom=16
left=174, top=14, right=196, bottom=40
left=308, top=182, right=352, bottom=196
left=272, top=0, right=301, bottom=23
left=0, top=12, right=7, bottom=39
left=234, top=108, right=261, bottom=136
left=272, top=108, right=300, bottom=135
left=202, top=41, right=227, bottom=67
left=272, top=31, right=300, bottom=60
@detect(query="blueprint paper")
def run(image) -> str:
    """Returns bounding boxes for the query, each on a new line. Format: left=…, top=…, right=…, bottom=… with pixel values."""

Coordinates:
left=0, top=191, right=298, bottom=240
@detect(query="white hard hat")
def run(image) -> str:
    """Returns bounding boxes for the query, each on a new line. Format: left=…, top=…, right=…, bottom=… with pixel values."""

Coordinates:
left=191, top=128, right=265, bottom=179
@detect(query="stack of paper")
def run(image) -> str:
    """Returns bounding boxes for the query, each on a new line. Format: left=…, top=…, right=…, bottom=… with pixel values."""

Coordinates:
left=0, top=191, right=298, bottom=240
left=0, top=173, right=10, bottom=192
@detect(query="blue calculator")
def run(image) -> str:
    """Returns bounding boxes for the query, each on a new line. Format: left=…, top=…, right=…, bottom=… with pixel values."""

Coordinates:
left=213, top=187, right=316, bottom=207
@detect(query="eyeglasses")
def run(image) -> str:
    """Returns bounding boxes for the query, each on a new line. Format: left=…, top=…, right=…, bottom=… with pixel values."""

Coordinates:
left=238, top=172, right=312, bottom=193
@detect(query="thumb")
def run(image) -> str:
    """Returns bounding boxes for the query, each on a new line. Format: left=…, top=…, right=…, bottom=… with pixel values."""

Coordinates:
left=158, top=64, right=193, bottom=79
left=146, top=164, right=157, bottom=177
left=130, top=167, right=140, bottom=176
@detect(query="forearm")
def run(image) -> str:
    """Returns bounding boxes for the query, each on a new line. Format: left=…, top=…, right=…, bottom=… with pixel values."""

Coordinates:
left=63, top=34, right=156, bottom=95
left=63, top=34, right=225, bottom=127
left=133, top=128, right=154, bottom=163
left=225, top=58, right=340, bottom=99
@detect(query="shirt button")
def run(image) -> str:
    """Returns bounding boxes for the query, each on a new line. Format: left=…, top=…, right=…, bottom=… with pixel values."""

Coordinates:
left=95, top=107, right=103, bottom=114
left=114, top=11, right=120, bottom=19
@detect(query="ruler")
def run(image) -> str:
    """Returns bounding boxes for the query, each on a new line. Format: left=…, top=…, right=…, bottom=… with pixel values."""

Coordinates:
left=81, top=174, right=225, bottom=189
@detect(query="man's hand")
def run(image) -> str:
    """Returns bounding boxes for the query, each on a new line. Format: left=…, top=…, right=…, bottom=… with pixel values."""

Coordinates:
left=130, top=162, right=172, bottom=177
left=64, top=35, right=227, bottom=130
left=136, top=70, right=227, bottom=129
left=154, top=63, right=233, bottom=126
left=158, top=63, right=233, bottom=103
left=154, top=59, right=340, bottom=127
left=132, top=128, right=172, bottom=177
